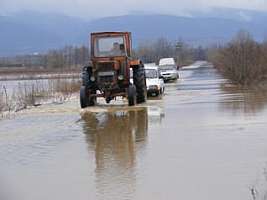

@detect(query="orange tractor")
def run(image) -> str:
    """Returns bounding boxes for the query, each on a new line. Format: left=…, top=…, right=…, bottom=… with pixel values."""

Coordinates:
left=80, top=32, right=147, bottom=108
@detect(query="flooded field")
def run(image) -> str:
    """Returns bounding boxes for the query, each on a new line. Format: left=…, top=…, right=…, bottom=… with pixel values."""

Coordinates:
left=1, top=64, right=267, bottom=200
left=0, top=78, right=79, bottom=95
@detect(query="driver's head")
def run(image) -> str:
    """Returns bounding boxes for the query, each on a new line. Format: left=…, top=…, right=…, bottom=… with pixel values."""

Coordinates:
left=113, top=42, right=120, bottom=50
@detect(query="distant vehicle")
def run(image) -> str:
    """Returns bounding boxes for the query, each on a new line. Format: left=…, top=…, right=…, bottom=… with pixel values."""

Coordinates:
left=144, top=64, right=164, bottom=97
left=159, top=58, right=179, bottom=82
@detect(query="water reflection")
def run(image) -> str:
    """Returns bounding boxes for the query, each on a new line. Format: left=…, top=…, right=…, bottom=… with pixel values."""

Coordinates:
left=147, top=106, right=165, bottom=124
left=82, top=108, right=148, bottom=200
left=219, top=85, right=267, bottom=114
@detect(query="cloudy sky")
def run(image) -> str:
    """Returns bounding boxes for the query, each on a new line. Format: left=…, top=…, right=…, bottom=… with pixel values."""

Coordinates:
left=1, top=0, right=267, bottom=18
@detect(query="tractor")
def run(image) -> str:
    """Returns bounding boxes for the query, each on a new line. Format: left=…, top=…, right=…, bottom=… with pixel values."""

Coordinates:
left=80, top=32, right=147, bottom=108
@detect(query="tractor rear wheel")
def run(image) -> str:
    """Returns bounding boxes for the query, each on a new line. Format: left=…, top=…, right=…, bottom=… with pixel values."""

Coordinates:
left=88, top=90, right=96, bottom=106
left=133, top=64, right=147, bottom=104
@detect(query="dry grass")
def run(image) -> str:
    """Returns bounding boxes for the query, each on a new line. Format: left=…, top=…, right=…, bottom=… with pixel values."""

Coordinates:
left=14, top=83, right=46, bottom=109
left=0, top=78, right=81, bottom=116
left=50, top=78, right=81, bottom=98
left=0, top=88, right=5, bottom=113
left=0, top=86, right=10, bottom=112
left=0, top=67, right=80, bottom=75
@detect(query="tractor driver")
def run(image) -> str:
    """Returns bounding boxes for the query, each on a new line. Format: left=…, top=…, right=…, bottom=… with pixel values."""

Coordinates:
left=111, top=42, right=124, bottom=56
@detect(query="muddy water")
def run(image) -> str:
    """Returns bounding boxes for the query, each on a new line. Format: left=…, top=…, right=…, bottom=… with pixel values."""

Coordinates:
left=1, top=64, right=267, bottom=200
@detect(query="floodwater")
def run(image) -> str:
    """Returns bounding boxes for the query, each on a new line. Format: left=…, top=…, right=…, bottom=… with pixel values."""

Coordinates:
left=1, top=63, right=267, bottom=200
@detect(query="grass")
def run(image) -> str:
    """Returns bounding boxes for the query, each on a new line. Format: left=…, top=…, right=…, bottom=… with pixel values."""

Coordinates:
left=50, top=78, right=81, bottom=98
left=0, top=69, right=80, bottom=81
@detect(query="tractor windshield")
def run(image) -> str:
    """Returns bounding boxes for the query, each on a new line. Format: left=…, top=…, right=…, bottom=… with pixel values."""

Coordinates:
left=94, top=36, right=126, bottom=57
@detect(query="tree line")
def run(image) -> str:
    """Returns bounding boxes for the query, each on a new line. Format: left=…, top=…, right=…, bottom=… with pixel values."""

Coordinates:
left=0, top=38, right=207, bottom=70
left=208, top=30, right=267, bottom=86
left=0, top=46, right=89, bottom=70
left=134, top=38, right=207, bottom=66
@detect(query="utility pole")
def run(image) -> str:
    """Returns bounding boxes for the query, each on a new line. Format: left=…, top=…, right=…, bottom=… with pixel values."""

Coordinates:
left=175, top=41, right=183, bottom=69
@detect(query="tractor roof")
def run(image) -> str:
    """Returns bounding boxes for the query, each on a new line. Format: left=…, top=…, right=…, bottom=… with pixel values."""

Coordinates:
left=91, top=32, right=130, bottom=36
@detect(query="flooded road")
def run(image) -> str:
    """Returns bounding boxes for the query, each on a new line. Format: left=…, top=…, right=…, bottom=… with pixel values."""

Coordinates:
left=1, top=64, right=267, bottom=200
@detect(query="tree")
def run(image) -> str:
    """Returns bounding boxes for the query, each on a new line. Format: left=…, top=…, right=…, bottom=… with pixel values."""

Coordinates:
left=211, top=30, right=266, bottom=85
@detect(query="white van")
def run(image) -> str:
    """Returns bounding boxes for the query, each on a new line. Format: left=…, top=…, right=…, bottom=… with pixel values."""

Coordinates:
left=130, top=64, right=164, bottom=96
left=159, top=58, right=179, bottom=82
left=144, top=64, right=164, bottom=97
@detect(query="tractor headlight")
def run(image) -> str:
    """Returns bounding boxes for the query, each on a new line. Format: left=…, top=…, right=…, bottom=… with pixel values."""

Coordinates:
left=90, top=76, right=95, bottom=82
left=118, top=75, right=124, bottom=80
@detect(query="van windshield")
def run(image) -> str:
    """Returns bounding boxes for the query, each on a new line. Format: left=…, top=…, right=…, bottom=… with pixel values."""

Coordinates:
left=94, top=36, right=126, bottom=57
left=159, top=65, right=176, bottom=71
left=145, top=69, right=158, bottom=79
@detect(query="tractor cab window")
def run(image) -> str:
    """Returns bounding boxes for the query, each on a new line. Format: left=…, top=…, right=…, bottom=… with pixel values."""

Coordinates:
left=94, top=36, right=126, bottom=57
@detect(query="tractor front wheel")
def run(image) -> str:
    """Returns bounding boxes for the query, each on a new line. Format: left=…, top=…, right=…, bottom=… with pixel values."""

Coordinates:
left=133, top=64, right=147, bottom=104
left=80, top=86, right=88, bottom=108
left=80, top=86, right=96, bottom=108
left=128, top=84, right=136, bottom=106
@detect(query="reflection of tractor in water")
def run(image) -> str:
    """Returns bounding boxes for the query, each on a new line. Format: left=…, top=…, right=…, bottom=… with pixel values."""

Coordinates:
left=80, top=32, right=147, bottom=108
left=81, top=109, right=147, bottom=199
left=82, top=108, right=148, bottom=169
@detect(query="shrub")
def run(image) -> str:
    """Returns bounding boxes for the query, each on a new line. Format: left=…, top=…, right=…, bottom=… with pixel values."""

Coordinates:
left=211, top=31, right=267, bottom=86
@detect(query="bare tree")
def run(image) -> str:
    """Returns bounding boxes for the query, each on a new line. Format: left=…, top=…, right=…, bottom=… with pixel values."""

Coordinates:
left=211, top=30, right=266, bottom=85
left=134, top=38, right=195, bottom=65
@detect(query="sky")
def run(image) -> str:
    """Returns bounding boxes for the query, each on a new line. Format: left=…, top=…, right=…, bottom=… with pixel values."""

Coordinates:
left=1, top=0, right=267, bottom=19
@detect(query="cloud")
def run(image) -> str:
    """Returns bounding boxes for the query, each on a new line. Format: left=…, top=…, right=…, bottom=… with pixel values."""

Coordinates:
left=1, top=0, right=267, bottom=18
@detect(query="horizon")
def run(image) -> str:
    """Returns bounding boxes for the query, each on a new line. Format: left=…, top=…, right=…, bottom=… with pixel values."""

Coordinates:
left=0, top=6, right=267, bottom=21
left=1, top=0, right=267, bottom=19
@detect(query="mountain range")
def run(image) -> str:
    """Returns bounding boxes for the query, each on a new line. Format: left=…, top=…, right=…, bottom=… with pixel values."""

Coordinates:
left=1, top=8, right=267, bottom=56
